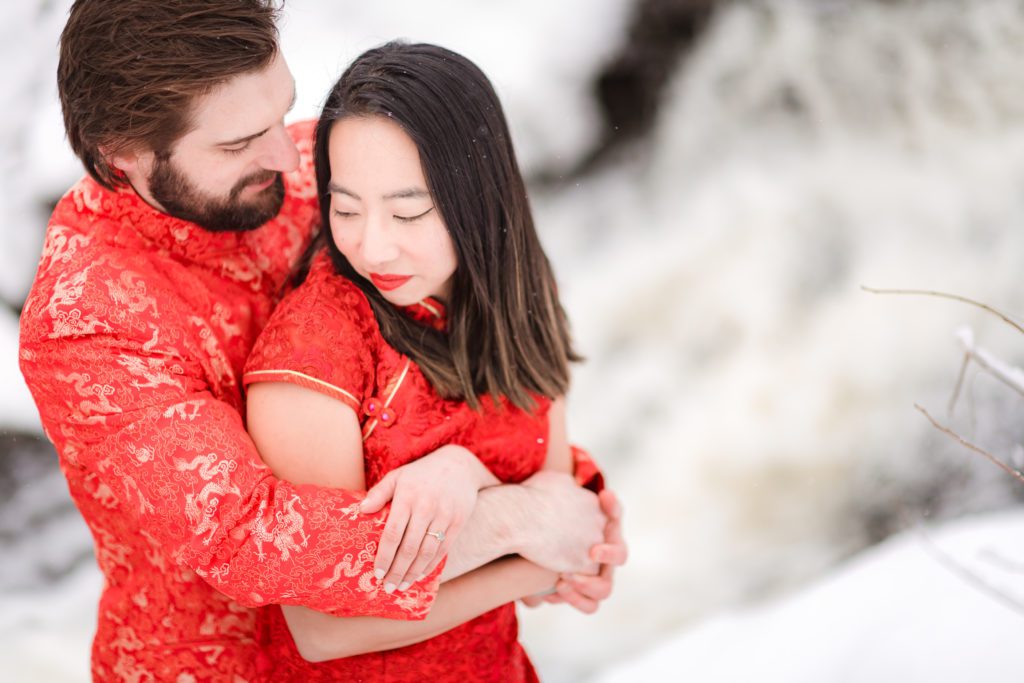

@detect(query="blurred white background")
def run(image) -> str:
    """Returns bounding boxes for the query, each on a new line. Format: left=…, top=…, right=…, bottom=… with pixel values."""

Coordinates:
left=3, top=1, right=1024, bottom=681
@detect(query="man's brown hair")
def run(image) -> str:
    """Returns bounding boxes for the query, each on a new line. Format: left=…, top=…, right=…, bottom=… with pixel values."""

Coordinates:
left=58, top=0, right=282, bottom=190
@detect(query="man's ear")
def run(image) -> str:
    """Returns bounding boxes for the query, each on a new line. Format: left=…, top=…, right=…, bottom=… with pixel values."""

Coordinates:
left=103, top=145, right=155, bottom=177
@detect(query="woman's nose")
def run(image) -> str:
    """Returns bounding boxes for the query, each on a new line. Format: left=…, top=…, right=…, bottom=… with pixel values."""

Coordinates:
left=360, top=216, right=400, bottom=265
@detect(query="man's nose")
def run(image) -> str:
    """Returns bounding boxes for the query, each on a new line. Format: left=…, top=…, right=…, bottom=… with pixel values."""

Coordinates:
left=257, top=124, right=300, bottom=173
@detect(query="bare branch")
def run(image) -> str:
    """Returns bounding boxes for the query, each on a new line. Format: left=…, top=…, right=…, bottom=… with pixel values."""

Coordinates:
left=947, top=351, right=970, bottom=416
left=861, top=286, right=1024, bottom=336
left=914, top=403, right=1024, bottom=486
left=953, top=327, right=1024, bottom=399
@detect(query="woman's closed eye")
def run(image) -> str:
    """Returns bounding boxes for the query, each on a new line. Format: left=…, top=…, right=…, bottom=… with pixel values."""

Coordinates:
left=395, top=207, right=435, bottom=223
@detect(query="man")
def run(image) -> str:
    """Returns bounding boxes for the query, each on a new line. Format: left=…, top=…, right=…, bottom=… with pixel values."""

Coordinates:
left=19, top=1, right=625, bottom=681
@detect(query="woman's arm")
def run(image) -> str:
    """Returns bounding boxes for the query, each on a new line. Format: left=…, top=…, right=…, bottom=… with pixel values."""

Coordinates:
left=246, top=381, right=365, bottom=489
left=542, top=396, right=572, bottom=473
left=247, top=380, right=496, bottom=589
left=522, top=398, right=630, bottom=613
left=247, top=382, right=604, bottom=660
left=284, top=556, right=555, bottom=661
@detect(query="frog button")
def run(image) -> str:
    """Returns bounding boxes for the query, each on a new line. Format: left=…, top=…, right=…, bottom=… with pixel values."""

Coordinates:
left=377, top=404, right=399, bottom=427
left=362, top=397, right=383, bottom=418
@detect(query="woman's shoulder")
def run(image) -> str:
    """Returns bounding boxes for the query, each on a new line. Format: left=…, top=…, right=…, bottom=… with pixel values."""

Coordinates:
left=298, top=249, right=366, bottom=300
left=245, top=250, right=378, bottom=406
left=270, top=251, right=372, bottom=329
left=246, top=251, right=375, bottom=363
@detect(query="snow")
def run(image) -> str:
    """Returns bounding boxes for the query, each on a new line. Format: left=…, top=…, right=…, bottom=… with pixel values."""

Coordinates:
left=594, top=510, right=1024, bottom=683
left=0, top=305, right=40, bottom=432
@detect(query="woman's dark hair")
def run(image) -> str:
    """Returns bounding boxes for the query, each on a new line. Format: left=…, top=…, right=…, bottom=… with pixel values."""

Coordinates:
left=313, top=41, right=581, bottom=410
left=58, top=0, right=282, bottom=189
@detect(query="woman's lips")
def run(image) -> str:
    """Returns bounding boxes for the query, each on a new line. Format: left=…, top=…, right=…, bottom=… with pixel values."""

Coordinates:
left=369, top=273, right=412, bottom=291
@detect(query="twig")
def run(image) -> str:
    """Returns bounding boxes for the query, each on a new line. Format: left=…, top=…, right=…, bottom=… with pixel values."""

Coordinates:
left=914, top=403, right=1024, bottom=486
left=917, top=525, right=1024, bottom=618
left=947, top=351, right=970, bottom=416
left=954, top=328, right=1024, bottom=399
left=861, top=286, right=1024, bottom=336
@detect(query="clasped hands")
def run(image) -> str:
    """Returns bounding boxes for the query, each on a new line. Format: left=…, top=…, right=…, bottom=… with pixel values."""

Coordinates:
left=358, top=445, right=627, bottom=613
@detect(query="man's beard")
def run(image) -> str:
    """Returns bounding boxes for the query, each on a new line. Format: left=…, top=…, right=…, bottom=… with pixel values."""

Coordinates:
left=148, top=153, right=286, bottom=233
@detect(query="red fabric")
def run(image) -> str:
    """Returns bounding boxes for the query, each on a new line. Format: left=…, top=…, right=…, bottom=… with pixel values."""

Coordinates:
left=18, top=121, right=440, bottom=683
left=243, top=253, right=550, bottom=681
left=572, top=445, right=605, bottom=493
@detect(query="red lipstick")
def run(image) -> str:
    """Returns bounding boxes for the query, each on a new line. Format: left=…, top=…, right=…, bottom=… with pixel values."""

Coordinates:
left=369, top=273, right=412, bottom=291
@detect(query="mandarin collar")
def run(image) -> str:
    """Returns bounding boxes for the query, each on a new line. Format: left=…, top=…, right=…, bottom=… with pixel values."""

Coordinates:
left=401, top=297, right=447, bottom=331
left=76, top=177, right=282, bottom=292
left=111, top=182, right=247, bottom=263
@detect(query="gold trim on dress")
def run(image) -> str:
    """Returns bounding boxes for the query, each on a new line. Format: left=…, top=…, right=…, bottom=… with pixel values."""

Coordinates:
left=418, top=299, right=442, bottom=319
left=244, top=369, right=360, bottom=406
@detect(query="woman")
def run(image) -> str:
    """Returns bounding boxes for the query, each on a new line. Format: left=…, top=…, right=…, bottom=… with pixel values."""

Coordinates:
left=243, top=41, right=617, bottom=681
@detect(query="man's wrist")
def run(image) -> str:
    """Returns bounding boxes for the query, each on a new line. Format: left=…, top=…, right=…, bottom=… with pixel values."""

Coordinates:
left=477, top=484, right=537, bottom=557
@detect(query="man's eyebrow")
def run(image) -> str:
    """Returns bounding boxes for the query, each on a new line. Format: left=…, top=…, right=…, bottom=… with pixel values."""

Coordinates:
left=216, top=87, right=298, bottom=147
left=216, top=129, right=268, bottom=148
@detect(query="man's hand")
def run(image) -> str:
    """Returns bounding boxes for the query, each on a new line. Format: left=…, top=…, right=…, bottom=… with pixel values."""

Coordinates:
left=522, top=489, right=627, bottom=614
left=515, top=471, right=606, bottom=575
left=360, top=445, right=499, bottom=593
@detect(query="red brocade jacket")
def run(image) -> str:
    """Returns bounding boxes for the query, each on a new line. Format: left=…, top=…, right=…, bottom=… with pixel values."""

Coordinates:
left=243, top=253, right=604, bottom=682
left=18, top=122, right=445, bottom=682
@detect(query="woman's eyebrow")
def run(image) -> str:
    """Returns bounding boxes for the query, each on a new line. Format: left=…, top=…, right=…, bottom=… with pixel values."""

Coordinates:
left=327, top=183, right=429, bottom=201
left=327, top=181, right=359, bottom=199
left=383, top=188, right=430, bottom=200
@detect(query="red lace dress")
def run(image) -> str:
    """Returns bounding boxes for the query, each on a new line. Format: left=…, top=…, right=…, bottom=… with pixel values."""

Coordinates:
left=243, top=252, right=558, bottom=682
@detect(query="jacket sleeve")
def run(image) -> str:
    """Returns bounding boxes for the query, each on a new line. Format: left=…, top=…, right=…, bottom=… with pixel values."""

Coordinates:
left=571, top=445, right=606, bottom=493
left=19, top=255, right=438, bottom=620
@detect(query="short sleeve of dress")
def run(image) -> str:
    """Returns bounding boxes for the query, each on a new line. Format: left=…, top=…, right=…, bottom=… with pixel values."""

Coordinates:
left=244, top=254, right=374, bottom=412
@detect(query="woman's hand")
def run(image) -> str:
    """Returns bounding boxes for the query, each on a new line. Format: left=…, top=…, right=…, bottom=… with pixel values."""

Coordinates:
left=360, top=444, right=499, bottom=593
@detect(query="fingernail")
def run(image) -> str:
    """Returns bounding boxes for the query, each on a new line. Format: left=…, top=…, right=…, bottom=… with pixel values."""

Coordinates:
left=398, top=581, right=410, bottom=592
left=416, top=574, right=427, bottom=583
left=374, top=568, right=385, bottom=580
left=384, top=582, right=396, bottom=594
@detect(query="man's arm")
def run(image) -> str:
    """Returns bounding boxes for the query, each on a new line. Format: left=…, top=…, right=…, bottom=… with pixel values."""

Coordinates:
left=278, top=472, right=605, bottom=661
left=19, top=258, right=435, bottom=619
left=245, top=380, right=607, bottom=660
left=245, top=382, right=607, bottom=587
